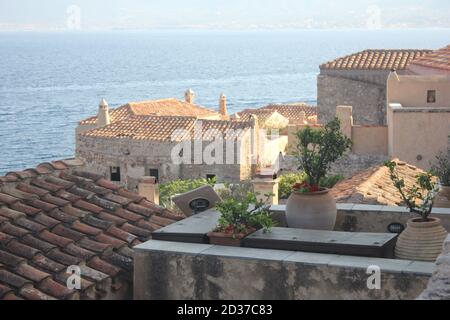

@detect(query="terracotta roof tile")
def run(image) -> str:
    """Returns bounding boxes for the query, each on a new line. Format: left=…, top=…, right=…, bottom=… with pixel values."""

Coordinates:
left=32, top=254, right=65, bottom=273
left=19, top=286, right=56, bottom=300
left=38, top=277, right=76, bottom=299
left=46, top=249, right=80, bottom=266
left=10, top=202, right=41, bottom=216
left=21, top=235, right=56, bottom=253
left=79, top=98, right=219, bottom=126
left=408, top=45, right=450, bottom=72
left=0, top=223, right=30, bottom=238
left=0, top=161, right=182, bottom=300
left=38, top=230, right=73, bottom=248
left=331, top=159, right=427, bottom=206
left=14, top=263, right=50, bottom=282
left=320, top=49, right=432, bottom=70
left=46, top=209, right=78, bottom=224
left=5, top=240, right=41, bottom=259
left=52, top=224, right=85, bottom=241
left=238, top=103, right=317, bottom=125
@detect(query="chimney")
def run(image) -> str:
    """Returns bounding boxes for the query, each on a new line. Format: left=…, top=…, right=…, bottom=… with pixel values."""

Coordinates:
left=138, top=176, right=160, bottom=205
left=219, top=93, right=228, bottom=116
left=185, top=89, right=195, bottom=104
left=97, top=99, right=110, bottom=127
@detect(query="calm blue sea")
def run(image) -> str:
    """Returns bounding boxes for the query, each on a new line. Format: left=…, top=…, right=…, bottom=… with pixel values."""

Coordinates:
left=0, top=29, right=449, bottom=175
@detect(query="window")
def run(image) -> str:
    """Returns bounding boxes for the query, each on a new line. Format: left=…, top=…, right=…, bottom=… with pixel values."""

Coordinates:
left=110, top=166, right=121, bottom=182
left=149, top=168, right=159, bottom=183
left=206, top=174, right=216, bottom=182
left=427, top=90, right=436, bottom=103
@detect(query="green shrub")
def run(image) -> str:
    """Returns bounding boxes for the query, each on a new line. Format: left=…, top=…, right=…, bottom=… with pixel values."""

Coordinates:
left=295, top=118, right=352, bottom=189
left=160, top=177, right=216, bottom=208
left=319, top=174, right=345, bottom=189
left=278, top=172, right=343, bottom=199
left=279, top=172, right=307, bottom=199
left=215, top=192, right=275, bottom=236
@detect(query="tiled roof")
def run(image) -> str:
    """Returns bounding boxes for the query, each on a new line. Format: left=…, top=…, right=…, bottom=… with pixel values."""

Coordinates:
left=320, top=49, right=432, bottom=71
left=82, top=116, right=252, bottom=142
left=261, top=103, right=317, bottom=121
left=79, top=98, right=219, bottom=125
left=408, top=45, right=450, bottom=72
left=237, top=103, right=317, bottom=124
left=330, top=159, right=425, bottom=206
left=0, top=159, right=183, bottom=300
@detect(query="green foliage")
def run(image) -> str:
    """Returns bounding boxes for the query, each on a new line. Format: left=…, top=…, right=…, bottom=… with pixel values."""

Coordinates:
left=430, top=138, right=450, bottom=187
left=215, top=192, right=275, bottom=236
left=215, top=181, right=254, bottom=202
left=385, top=161, right=440, bottom=220
left=295, top=118, right=352, bottom=188
left=319, top=174, right=345, bottom=189
left=279, top=172, right=307, bottom=199
left=160, top=177, right=216, bottom=208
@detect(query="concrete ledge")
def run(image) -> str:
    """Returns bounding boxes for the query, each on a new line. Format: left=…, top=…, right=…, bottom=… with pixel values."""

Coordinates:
left=134, top=240, right=434, bottom=300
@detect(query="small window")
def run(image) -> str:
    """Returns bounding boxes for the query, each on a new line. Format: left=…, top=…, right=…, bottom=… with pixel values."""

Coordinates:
left=206, top=174, right=216, bottom=182
left=149, top=169, right=159, bottom=183
left=427, top=90, right=436, bottom=103
left=110, top=166, right=121, bottom=182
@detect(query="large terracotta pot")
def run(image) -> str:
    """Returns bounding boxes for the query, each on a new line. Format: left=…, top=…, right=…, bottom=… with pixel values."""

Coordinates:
left=285, top=188, right=337, bottom=230
left=395, top=217, right=448, bottom=262
left=434, top=186, right=450, bottom=208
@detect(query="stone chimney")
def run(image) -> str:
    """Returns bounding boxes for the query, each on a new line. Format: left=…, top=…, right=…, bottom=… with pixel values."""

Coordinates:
left=219, top=93, right=228, bottom=116
left=138, top=176, right=159, bottom=205
left=97, top=99, right=110, bottom=127
left=185, top=89, right=195, bottom=104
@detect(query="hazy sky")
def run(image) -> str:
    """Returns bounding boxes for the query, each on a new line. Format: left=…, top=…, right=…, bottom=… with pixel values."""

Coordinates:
left=1, top=0, right=449, bottom=31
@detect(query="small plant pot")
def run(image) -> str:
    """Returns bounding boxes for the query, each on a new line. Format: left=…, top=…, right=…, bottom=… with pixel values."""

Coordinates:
left=207, top=228, right=257, bottom=247
left=395, top=217, right=448, bottom=262
left=285, top=188, right=337, bottom=230
left=434, top=186, right=450, bottom=208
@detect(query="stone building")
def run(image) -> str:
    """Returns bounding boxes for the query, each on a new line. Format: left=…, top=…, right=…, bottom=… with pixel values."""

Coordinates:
left=76, top=114, right=257, bottom=190
left=318, top=49, right=431, bottom=125
left=76, top=90, right=227, bottom=136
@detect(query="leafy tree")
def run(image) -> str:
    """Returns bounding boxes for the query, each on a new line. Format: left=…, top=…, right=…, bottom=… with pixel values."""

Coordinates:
left=385, top=161, right=439, bottom=221
left=295, top=118, right=351, bottom=189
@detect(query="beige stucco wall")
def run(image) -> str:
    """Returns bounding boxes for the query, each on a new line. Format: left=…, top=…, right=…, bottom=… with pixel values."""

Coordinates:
left=387, top=74, right=450, bottom=108
left=352, top=126, right=388, bottom=155
left=387, top=104, right=450, bottom=170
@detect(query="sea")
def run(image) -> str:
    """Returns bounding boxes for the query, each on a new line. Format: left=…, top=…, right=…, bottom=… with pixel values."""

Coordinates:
left=1, top=29, right=449, bottom=175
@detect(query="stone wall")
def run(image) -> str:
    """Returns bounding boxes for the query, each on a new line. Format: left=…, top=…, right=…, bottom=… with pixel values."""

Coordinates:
left=134, top=240, right=432, bottom=300
left=317, top=74, right=386, bottom=125
left=418, top=234, right=450, bottom=300
left=76, top=134, right=252, bottom=189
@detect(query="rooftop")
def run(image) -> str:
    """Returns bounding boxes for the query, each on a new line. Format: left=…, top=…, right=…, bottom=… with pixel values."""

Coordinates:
left=79, top=98, right=219, bottom=126
left=81, top=116, right=253, bottom=142
left=0, top=159, right=183, bottom=300
left=320, top=49, right=431, bottom=71
left=236, top=103, right=317, bottom=124
left=330, top=159, right=425, bottom=206
left=407, top=45, right=450, bottom=72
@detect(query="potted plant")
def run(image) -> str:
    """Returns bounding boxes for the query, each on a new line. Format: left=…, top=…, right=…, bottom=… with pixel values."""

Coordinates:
left=208, top=192, right=275, bottom=247
left=430, top=139, right=450, bottom=208
left=385, top=161, right=447, bottom=262
left=286, top=118, right=351, bottom=230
